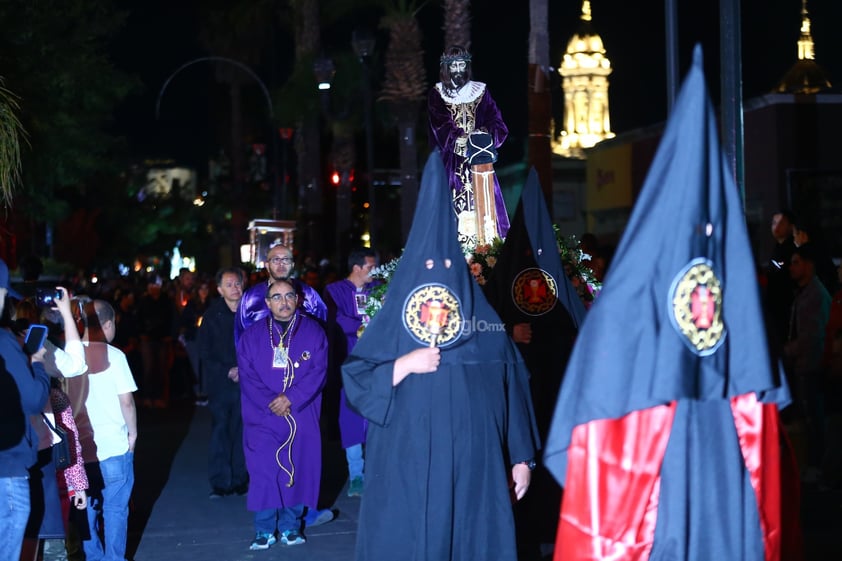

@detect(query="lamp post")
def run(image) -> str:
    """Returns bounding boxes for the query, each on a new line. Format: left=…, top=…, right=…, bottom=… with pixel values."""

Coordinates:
left=352, top=29, right=377, bottom=249
left=278, top=127, right=294, bottom=221
left=314, top=56, right=353, bottom=265
left=156, top=56, right=284, bottom=262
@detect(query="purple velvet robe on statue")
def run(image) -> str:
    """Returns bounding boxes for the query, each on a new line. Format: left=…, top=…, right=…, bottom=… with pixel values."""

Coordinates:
left=324, top=279, right=380, bottom=448
left=428, top=81, right=510, bottom=238
left=236, top=309, right=327, bottom=512
left=235, top=278, right=327, bottom=343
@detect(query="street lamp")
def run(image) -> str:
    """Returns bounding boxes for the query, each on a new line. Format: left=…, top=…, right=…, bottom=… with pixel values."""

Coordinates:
left=313, top=56, right=336, bottom=92
left=313, top=56, right=353, bottom=265
left=352, top=28, right=376, bottom=249
left=156, top=56, right=289, bottom=262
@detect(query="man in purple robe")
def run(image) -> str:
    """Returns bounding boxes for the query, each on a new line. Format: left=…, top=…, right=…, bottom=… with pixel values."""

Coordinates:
left=235, top=243, right=327, bottom=344
left=237, top=279, right=333, bottom=550
left=324, top=248, right=380, bottom=497
left=428, top=44, right=510, bottom=246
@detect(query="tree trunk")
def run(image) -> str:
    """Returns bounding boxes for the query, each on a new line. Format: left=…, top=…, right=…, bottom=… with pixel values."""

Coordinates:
left=292, top=0, right=323, bottom=256
left=392, top=102, right=421, bottom=244
left=528, top=0, right=553, bottom=208
left=443, top=0, right=471, bottom=49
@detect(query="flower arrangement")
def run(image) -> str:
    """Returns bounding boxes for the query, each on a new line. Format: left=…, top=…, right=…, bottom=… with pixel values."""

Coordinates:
left=465, top=237, right=505, bottom=286
left=364, top=257, right=401, bottom=318
left=364, top=230, right=602, bottom=321
left=553, top=227, right=602, bottom=307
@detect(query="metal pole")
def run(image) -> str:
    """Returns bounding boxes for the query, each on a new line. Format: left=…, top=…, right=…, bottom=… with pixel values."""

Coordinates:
left=271, top=129, right=281, bottom=219
left=720, top=0, right=745, bottom=210
left=664, top=0, right=679, bottom=115
left=362, top=60, right=376, bottom=248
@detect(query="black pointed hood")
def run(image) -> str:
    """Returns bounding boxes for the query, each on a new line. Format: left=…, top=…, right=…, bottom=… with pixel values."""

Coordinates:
left=544, top=45, right=790, bottom=486
left=354, top=151, right=505, bottom=359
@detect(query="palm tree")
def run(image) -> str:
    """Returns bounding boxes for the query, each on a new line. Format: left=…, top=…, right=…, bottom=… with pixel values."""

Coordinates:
left=528, top=0, right=553, bottom=205
left=379, top=0, right=427, bottom=243
left=442, top=0, right=470, bottom=50
left=289, top=0, right=325, bottom=255
left=0, top=77, right=25, bottom=207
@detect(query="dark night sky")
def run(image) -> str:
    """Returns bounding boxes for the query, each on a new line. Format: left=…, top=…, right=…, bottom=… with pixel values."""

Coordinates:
left=110, top=1, right=842, bottom=170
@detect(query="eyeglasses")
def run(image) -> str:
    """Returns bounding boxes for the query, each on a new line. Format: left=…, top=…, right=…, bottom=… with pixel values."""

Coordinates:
left=268, top=257, right=293, bottom=265
left=266, top=292, right=297, bottom=302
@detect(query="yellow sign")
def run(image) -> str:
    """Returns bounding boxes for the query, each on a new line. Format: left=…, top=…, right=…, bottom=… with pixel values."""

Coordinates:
left=586, top=143, right=632, bottom=210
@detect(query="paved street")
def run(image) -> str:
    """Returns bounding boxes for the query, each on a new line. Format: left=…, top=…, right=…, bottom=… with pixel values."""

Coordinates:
left=127, top=401, right=841, bottom=561
left=128, top=403, right=358, bottom=561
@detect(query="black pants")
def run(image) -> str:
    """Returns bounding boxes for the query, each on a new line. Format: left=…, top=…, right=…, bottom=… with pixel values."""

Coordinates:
left=208, top=392, right=248, bottom=490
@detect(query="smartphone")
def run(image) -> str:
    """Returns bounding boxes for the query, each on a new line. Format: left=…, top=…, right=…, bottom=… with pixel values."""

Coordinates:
left=23, top=324, right=48, bottom=355
left=35, top=288, right=62, bottom=307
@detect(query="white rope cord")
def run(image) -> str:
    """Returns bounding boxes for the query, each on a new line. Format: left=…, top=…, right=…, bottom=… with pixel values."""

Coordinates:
left=269, top=315, right=298, bottom=487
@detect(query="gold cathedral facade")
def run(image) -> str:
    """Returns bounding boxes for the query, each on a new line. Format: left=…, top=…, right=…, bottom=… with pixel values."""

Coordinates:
left=553, top=1, right=615, bottom=159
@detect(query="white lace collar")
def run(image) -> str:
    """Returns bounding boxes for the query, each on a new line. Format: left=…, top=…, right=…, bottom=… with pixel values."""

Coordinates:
left=435, top=81, right=486, bottom=104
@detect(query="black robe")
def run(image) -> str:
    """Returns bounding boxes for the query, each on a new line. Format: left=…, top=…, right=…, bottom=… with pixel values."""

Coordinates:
left=482, top=168, right=584, bottom=441
left=342, top=151, right=539, bottom=561
left=343, top=328, right=536, bottom=561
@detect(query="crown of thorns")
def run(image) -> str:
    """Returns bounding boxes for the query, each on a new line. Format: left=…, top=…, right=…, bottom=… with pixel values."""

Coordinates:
left=440, top=53, right=471, bottom=65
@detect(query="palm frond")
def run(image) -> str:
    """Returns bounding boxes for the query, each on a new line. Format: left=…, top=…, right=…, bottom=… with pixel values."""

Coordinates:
left=0, top=77, right=27, bottom=207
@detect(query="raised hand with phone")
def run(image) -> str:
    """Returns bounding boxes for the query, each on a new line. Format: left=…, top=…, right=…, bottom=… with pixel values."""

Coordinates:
left=23, top=323, right=48, bottom=355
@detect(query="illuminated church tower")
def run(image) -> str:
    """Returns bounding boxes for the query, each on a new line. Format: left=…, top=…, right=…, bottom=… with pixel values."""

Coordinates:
left=774, top=0, right=832, bottom=94
left=553, top=1, right=615, bottom=159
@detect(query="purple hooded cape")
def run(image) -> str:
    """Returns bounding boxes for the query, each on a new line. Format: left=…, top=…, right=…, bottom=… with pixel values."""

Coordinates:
left=235, top=278, right=326, bottom=343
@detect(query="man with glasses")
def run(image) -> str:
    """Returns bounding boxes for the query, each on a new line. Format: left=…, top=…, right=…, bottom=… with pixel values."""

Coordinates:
left=235, top=244, right=327, bottom=344
left=237, top=279, right=333, bottom=550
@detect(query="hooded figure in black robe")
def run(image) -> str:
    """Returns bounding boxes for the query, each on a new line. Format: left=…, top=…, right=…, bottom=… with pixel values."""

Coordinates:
left=342, top=151, right=539, bottom=561
left=482, top=168, right=586, bottom=559
left=543, top=46, right=796, bottom=561
left=483, top=168, right=585, bottom=440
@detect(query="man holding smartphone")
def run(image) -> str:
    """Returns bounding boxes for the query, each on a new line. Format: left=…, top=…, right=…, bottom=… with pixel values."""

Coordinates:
left=0, top=258, right=50, bottom=561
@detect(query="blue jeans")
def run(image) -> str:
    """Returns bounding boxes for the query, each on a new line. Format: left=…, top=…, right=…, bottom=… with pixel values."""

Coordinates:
left=0, top=476, right=30, bottom=561
left=345, top=443, right=364, bottom=479
left=254, top=504, right=305, bottom=534
left=83, top=451, right=134, bottom=561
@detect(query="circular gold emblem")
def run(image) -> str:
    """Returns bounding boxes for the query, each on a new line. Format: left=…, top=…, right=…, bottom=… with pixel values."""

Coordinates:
left=403, top=284, right=463, bottom=347
left=669, top=258, right=726, bottom=355
left=511, top=268, right=558, bottom=316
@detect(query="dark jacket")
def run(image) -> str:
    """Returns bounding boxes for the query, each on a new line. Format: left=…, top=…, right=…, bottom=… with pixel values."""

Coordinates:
left=0, top=329, right=50, bottom=477
left=197, top=298, right=238, bottom=399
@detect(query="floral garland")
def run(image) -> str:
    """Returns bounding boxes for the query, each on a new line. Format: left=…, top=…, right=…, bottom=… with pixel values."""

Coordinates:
left=364, top=257, right=400, bottom=318
left=364, top=230, right=602, bottom=320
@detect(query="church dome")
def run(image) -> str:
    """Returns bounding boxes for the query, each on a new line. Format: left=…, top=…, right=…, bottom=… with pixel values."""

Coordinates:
left=561, top=1, right=611, bottom=74
left=554, top=1, right=615, bottom=159
left=775, top=60, right=832, bottom=94
left=773, top=0, right=832, bottom=94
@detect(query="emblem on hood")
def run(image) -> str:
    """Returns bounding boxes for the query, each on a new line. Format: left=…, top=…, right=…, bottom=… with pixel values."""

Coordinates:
left=512, top=268, right=558, bottom=316
left=669, top=258, right=726, bottom=355
left=403, top=284, right=463, bottom=347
